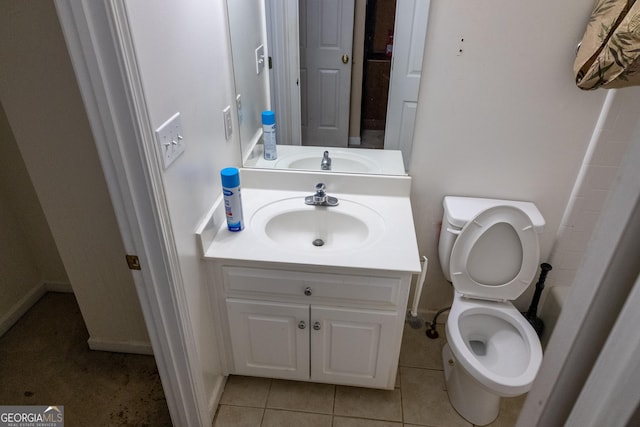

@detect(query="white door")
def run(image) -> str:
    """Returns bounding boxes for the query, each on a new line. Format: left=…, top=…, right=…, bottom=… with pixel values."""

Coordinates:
left=310, top=305, right=398, bottom=388
left=226, top=299, right=310, bottom=380
left=384, top=0, right=431, bottom=170
left=300, top=0, right=354, bottom=147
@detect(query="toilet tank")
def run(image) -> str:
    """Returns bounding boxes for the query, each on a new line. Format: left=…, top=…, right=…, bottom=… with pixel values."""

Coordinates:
left=438, top=196, right=545, bottom=281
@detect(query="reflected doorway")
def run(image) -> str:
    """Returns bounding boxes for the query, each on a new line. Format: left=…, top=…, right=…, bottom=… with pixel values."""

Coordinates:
left=360, top=0, right=396, bottom=149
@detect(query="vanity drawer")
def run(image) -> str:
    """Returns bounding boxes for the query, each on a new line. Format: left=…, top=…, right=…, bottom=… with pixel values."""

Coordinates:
left=222, top=267, right=403, bottom=306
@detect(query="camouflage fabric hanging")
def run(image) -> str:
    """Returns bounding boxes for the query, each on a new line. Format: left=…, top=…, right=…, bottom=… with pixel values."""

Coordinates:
left=574, top=0, right=640, bottom=90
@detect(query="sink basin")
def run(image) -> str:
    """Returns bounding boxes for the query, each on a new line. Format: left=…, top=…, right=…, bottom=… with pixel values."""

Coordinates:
left=251, top=197, right=385, bottom=252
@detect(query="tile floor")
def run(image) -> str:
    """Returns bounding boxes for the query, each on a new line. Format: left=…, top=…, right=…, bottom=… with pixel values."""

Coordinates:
left=213, top=321, right=526, bottom=427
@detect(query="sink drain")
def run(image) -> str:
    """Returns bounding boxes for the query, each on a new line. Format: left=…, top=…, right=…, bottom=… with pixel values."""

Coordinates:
left=312, top=238, right=325, bottom=247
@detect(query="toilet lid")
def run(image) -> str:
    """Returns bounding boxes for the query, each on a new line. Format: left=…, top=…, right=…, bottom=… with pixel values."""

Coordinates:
left=449, top=205, right=539, bottom=301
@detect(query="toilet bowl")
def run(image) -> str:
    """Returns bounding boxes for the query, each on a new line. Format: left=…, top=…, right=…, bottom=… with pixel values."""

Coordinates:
left=438, top=197, right=545, bottom=425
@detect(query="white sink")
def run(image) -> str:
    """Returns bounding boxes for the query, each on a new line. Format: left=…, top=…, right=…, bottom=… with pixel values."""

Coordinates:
left=251, top=198, right=385, bottom=253
left=244, top=145, right=406, bottom=175
left=277, top=151, right=379, bottom=173
left=200, top=169, right=420, bottom=272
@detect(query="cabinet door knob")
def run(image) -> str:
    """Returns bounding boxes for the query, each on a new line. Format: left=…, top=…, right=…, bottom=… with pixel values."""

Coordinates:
left=304, top=287, right=312, bottom=296
left=298, top=321, right=306, bottom=330
left=313, top=321, right=321, bottom=331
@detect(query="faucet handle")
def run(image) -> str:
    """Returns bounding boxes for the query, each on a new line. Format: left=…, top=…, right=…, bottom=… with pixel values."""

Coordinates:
left=315, top=182, right=326, bottom=193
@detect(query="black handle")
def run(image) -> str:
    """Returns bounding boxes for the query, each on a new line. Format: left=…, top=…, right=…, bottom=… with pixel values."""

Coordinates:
left=526, top=263, right=552, bottom=319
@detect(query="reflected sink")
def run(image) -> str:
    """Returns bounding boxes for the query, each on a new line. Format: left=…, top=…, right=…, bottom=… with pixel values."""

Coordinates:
left=244, top=145, right=407, bottom=175
left=278, top=152, right=379, bottom=173
left=251, top=197, right=385, bottom=252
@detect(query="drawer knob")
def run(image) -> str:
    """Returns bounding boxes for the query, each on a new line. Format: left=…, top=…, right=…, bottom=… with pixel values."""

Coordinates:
left=304, top=287, right=312, bottom=296
left=298, top=321, right=306, bottom=330
left=313, top=321, right=321, bottom=331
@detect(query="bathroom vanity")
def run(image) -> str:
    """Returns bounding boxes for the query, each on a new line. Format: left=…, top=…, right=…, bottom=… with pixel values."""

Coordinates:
left=197, top=169, right=420, bottom=390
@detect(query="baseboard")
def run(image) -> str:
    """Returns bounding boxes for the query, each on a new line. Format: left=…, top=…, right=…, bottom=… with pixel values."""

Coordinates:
left=348, top=136, right=361, bottom=146
left=0, top=282, right=47, bottom=337
left=208, top=375, right=227, bottom=421
left=87, top=337, right=154, bottom=355
left=44, top=281, right=74, bottom=293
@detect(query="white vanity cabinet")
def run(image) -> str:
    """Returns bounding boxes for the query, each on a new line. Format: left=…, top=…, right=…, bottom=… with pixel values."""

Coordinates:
left=215, top=264, right=412, bottom=389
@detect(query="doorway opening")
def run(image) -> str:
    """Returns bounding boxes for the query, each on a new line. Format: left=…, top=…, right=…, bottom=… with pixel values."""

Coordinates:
left=359, top=0, right=397, bottom=150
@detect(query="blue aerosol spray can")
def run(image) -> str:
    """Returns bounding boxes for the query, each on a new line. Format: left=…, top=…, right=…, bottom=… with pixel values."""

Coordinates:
left=220, top=167, right=244, bottom=232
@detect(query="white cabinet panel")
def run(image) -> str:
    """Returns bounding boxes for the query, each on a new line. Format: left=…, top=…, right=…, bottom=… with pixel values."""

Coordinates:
left=217, top=262, right=412, bottom=389
left=226, top=299, right=309, bottom=380
left=223, top=266, right=401, bottom=306
left=310, top=305, right=398, bottom=388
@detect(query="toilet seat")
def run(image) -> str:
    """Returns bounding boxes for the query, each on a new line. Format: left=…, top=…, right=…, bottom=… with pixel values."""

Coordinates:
left=449, top=205, right=539, bottom=301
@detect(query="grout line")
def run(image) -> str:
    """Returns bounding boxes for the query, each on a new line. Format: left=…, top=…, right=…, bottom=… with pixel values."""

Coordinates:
left=398, top=372, right=404, bottom=425
left=332, top=384, right=336, bottom=415
left=264, top=378, right=273, bottom=409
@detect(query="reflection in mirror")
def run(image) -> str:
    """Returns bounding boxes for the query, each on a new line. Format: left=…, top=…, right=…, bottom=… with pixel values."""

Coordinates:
left=227, top=0, right=430, bottom=174
left=226, top=0, right=271, bottom=161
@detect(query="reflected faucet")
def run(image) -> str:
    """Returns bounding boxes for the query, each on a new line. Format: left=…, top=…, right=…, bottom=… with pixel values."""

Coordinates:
left=305, top=183, right=339, bottom=206
left=321, top=151, right=332, bottom=170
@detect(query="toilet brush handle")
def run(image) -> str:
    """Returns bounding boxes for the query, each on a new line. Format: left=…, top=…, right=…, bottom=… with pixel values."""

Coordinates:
left=537, top=263, right=553, bottom=283
left=526, top=263, right=553, bottom=319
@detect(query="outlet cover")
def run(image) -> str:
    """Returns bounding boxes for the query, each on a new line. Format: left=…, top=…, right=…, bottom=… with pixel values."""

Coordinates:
left=155, top=112, right=185, bottom=169
left=236, top=94, right=243, bottom=125
left=223, top=106, right=232, bottom=141
left=255, top=44, right=265, bottom=74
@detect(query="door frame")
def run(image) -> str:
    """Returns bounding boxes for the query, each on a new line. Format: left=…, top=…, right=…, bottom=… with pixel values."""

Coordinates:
left=54, top=1, right=206, bottom=426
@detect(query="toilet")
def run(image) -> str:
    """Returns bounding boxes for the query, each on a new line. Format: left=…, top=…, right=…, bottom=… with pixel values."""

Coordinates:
left=438, top=196, right=545, bottom=426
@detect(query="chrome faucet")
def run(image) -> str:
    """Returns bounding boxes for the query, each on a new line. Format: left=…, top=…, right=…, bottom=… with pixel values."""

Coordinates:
left=305, top=183, right=339, bottom=206
left=320, top=151, right=332, bottom=170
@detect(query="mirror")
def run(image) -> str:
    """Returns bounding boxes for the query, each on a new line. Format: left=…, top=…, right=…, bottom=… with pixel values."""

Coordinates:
left=226, top=0, right=430, bottom=175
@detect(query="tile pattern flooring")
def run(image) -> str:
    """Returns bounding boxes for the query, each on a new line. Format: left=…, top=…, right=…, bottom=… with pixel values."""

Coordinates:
left=213, top=322, right=525, bottom=427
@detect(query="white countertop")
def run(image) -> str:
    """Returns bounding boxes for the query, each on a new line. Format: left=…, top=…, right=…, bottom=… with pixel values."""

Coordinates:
left=199, top=169, right=421, bottom=273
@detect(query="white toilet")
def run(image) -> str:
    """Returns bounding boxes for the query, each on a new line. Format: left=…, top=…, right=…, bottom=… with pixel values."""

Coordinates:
left=438, top=196, right=545, bottom=426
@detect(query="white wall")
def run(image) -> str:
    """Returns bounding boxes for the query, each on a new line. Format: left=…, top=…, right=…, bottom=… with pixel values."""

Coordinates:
left=409, top=0, right=609, bottom=311
left=0, top=1, right=149, bottom=348
left=0, top=107, right=44, bottom=323
left=0, top=104, right=68, bottom=285
left=0, top=101, right=69, bottom=333
left=122, top=0, right=241, bottom=418
left=546, top=87, right=640, bottom=290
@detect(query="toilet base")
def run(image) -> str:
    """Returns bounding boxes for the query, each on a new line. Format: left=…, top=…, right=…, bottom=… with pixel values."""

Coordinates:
left=442, top=343, right=500, bottom=426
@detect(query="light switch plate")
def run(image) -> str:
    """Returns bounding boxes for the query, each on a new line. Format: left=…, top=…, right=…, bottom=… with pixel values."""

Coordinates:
left=255, top=44, right=265, bottom=74
left=155, top=112, right=185, bottom=169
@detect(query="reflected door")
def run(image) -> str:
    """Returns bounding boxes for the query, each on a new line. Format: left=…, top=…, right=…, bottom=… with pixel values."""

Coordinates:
left=384, top=0, right=430, bottom=170
left=300, top=0, right=354, bottom=147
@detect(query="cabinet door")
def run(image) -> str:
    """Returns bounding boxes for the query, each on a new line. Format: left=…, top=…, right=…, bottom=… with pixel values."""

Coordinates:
left=227, top=299, right=309, bottom=380
left=310, top=305, right=398, bottom=388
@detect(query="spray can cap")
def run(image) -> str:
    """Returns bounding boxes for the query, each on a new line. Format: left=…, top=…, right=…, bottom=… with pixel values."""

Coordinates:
left=221, top=167, right=240, bottom=188
left=262, top=110, right=275, bottom=126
